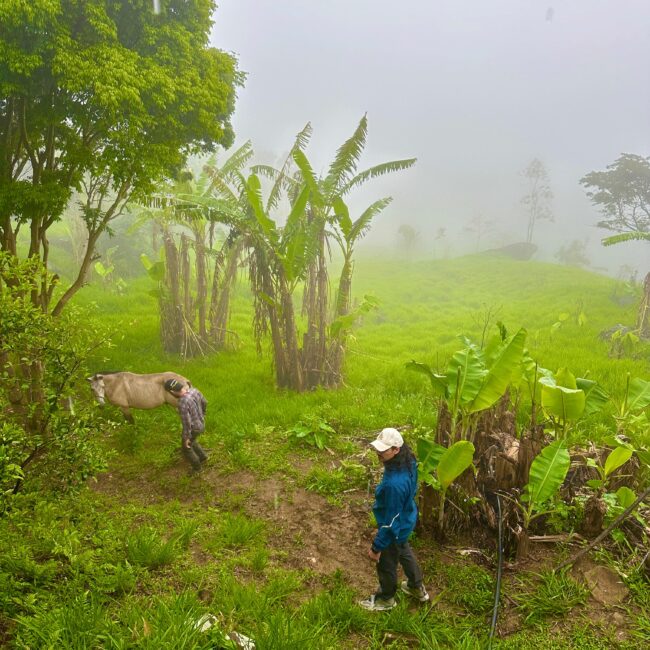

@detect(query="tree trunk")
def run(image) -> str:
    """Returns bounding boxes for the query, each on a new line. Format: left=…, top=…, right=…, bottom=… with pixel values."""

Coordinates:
left=210, top=237, right=243, bottom=348
left=162, top=232, right=183, bottom=353
left=324, top=255, right=353, bottom=387
left=515, top=526, right=530, bottom=559
left=208, top=250, right=223, bottom=341
left=258, top=262, right=289, bottom=388
left=279, top=272, right=303, bottom=391
left=581, top=495, right=607, bottom=538
left=302, top=234, right=329, bottom=389
left=195, top=235, right=207, bottom=340
left=637, top=272, right=650, bottom=338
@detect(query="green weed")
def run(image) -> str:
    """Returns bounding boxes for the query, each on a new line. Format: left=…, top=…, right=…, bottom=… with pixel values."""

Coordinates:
left=125, top=526, right=179, bottom=569
left=92, top=561, right=137, bottom=595
left=110, top=591, right=234, bottom=649
left=516, top=569, right=589, bottom=625
left=14, top=592, right=112, bottom=649
left=286, top=417, right=336, bottom=450
left=438, top=561, right=495, bottom=615
left=633, top=611, right=650, bottom=642
left=305, top=461, right=367, bottom=501
left=210, top=512, right=266, bottom=550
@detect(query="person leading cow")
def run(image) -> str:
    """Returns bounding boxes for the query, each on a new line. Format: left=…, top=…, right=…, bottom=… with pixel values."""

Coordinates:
left=164, top=378, right=208, bottom=475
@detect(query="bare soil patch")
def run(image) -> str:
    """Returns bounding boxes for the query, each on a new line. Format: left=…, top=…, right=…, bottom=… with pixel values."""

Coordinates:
left=92, top=460, right=378, bottom=594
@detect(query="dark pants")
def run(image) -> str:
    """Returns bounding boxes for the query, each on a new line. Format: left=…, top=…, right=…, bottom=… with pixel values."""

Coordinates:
left=376, top=541, right=423, bottom=600
left=182, top=430, right=207, bottom=471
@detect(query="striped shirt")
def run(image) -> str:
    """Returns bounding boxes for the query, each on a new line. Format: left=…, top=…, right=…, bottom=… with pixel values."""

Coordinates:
left=177, top=388, right=207, bottom=442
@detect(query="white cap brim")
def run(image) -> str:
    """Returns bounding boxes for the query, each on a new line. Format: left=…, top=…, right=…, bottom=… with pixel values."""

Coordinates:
left=370, top=440, right=392, bottom=452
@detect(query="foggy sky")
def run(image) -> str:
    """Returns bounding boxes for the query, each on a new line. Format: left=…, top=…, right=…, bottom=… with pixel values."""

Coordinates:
left=210, top=0, right=650, bottom=274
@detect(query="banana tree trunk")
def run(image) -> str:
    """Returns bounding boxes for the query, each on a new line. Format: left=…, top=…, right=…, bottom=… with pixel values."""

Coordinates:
left=279, top=272, right=303, bottom=391
left=211, top=237, right=243, bottom=348
left=302, top=233, right=328, bottom=389
left=257, top=261, right=290, bottom=388
left=325, top=253, right=353, bottom=386
left=162, top=232, right=183, bottom=353
left=195, top=234, right=207, bottom=340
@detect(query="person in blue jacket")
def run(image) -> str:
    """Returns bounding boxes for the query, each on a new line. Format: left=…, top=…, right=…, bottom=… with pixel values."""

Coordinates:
left=359, top=427, right=429, bottom=611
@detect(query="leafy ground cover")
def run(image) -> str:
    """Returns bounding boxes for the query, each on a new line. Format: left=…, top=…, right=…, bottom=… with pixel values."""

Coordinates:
left=1, top=255, right=648, bottom=648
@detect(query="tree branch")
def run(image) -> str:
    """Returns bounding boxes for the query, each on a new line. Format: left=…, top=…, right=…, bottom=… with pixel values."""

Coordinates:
left=19, top=97, right=39, bottom=181
left=51, top=179, right=133, bottom=316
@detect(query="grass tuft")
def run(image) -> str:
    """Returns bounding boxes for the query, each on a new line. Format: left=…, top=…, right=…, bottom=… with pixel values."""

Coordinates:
left=516, top=569, right=589, bottom=625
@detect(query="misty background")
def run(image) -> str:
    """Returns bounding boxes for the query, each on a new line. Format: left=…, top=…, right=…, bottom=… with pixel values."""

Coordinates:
left=209, top=0, right=649, bottom=276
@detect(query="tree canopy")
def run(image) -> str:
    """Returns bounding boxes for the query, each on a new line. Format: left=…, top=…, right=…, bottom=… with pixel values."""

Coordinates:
left=581, top=153, right=650, bottom=337
left=0, top=0, right=241, bottom=311
left=580, top=153, right=650, bottom=246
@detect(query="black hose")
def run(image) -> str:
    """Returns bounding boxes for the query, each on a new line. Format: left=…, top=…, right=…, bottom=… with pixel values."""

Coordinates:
left=488, top=493, right=503, bottom=649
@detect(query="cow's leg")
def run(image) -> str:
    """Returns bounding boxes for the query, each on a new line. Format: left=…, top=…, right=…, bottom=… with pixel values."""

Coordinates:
left=120, top=407, right=134, bottom=424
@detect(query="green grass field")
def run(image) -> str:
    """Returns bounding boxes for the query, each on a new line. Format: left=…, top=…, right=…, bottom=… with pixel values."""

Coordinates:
left=2, top=254, right=649, bottom=648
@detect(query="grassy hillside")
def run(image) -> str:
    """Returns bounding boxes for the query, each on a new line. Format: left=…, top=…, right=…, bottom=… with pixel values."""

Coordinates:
left=2, top=255, right=648, bottom=648
left=77, top=254, right=648, bottom=445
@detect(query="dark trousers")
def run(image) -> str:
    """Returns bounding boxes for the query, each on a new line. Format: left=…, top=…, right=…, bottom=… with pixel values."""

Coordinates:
left=182, top=431, right=207, bottom=470
left=376, top=541, right=423, bottom=600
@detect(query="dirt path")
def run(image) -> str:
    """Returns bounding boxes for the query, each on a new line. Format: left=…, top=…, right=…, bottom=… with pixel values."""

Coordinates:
left=92, top=460, right=378, bottom=595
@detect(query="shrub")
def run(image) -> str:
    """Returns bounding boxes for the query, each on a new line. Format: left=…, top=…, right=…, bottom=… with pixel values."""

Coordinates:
left=0, top=254, right=110, bottom=509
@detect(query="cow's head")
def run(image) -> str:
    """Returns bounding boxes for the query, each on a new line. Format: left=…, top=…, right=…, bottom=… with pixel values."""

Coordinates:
left=87, top=374, right=105, bottom=405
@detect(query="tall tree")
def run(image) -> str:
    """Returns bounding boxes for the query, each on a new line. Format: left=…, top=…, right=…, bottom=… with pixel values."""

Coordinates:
left=521, top=158, right=553, bottom=244
left=397, top=224, right=419, bottom=252
left=0, top=0, right=240, bottom=313
left=581, top=153, right=650, bottom=336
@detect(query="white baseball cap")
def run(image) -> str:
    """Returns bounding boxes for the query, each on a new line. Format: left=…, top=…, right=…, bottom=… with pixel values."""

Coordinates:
left=370, top=428, right=404, bottom=452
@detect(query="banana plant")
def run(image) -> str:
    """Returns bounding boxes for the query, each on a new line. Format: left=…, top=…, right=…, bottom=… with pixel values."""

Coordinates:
left=520, top=440, right=571, bottom=529
left=586, top=446, right=634, bottom=492
left=539, top=368, right=586, bottom=437
left=242, top=173, right=320, bottom=390
left=614, top=375, right=650, bottom=437
left=291, top=116, right=415, bottom=321
left=416, top=438, right=475, bottom=533
left=407, top=327, right=527, bottom=443
left=249, top=117, right=415, bottom=389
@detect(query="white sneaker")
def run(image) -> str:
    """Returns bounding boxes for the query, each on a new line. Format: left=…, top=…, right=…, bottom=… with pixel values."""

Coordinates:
left=358, top=594, right=396, bottom=611
left=400, top=580, right=430, bottom=603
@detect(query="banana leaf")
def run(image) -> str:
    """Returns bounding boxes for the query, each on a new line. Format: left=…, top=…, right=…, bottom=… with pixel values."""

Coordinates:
left=437, top=441, right=475, bottom=491
left=405, top=360, right=448, bottom=397
left=468, top=328, right=526, bottom=413
left=522, top=440, right=570, bottom=506
left=447, top=347, right=487, bottom=407
left=627, top=378, right=650, bottom=411
left=604, top=446, right=633, bottom=478
left=540, top=376, right=585, bottom=422
left=417, top=438, right=447, bottom=475
left=616, top=486, right=636, bottom=508
left=555, top=367, right=578, bottom=389
left=245, top=174, right=277, bottom=242
left=576, top=378, right=610, bottom=415
left=637, top=449, right=650, bottom=468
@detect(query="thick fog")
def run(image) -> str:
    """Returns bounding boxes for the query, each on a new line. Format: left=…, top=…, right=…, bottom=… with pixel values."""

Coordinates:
left=210, top=0, right=649, bottom=276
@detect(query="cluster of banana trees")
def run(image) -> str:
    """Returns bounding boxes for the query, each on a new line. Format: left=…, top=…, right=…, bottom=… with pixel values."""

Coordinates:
left=134, top=150, right=250, bottom=357
left=142, top=117, right=415, bottom=389
left=408, top=324, right=650, bottom=554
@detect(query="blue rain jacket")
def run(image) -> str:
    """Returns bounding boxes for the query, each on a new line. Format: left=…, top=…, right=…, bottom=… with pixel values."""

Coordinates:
left=372, top=458, right=419, bottom=550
